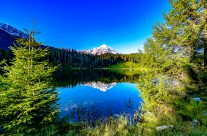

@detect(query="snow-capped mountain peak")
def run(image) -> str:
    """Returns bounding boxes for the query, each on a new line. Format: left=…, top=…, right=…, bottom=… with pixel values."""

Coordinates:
left=0, top=23, right=28, bottom=39
left=82, top=44, right=117, bottom=55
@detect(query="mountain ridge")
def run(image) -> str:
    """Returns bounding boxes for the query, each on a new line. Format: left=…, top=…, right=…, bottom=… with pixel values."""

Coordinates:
left=0, top=23, right=118, bottom=55
left=0, top=23, right=28, bottom=39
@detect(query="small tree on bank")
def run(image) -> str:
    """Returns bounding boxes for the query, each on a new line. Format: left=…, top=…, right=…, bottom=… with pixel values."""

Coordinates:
left=0, top=30, right=58, bottom=134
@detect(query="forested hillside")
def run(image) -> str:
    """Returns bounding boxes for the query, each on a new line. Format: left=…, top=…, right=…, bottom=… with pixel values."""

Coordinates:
left=48, top=47, right=141, bottom=68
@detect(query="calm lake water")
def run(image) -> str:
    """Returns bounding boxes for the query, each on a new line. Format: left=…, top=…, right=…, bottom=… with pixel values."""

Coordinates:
left=55, top=70, right=142, bottom=122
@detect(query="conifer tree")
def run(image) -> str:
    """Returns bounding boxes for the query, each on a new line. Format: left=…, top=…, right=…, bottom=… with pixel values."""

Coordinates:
left=0, top=30, right=58, bottom=134
left=138, top=1, right=207, bottom=134
left=162, top=0, right=207, bottom=69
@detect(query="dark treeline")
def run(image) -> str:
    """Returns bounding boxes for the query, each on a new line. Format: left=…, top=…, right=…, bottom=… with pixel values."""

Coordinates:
left=0, top=49, right=12, bottom=62
left=1, top=46, right=141, bottom=69
left=48, top=47, right=141, bottom=69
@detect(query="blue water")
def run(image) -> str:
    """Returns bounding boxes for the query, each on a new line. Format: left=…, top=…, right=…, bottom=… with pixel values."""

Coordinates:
left=58, top=82, right=142, bottom=121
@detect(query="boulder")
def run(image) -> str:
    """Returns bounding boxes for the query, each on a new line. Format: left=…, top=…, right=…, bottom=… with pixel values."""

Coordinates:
left=156, top=125, right=174, bottom=131
left=192, top=119, right=199, bottom=127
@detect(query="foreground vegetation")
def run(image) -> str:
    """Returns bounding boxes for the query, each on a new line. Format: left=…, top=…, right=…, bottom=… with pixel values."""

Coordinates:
left=0, top=32, right=59, bottom=134
left=135, top=0, right=207, bottom=135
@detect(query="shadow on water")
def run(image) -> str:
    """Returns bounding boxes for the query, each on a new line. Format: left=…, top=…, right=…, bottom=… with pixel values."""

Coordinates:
left=54, top=69, right=140, bottom=88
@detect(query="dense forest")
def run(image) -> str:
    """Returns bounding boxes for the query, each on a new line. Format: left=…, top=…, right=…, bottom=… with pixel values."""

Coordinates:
left=0, top=46, right=141, bottom=69
left=48, top=47, right=141, bottom=68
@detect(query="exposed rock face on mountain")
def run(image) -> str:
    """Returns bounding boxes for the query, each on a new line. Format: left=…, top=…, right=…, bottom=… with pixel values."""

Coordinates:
left=83, top=81, right=117, bottom=92
left=82, top=44, right=117, bottom=55
left=0, top=23, right=28, bottom=39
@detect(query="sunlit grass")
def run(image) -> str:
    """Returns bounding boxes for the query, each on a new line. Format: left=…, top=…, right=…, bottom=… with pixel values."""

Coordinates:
left=105, top=62, right=148, bottom=76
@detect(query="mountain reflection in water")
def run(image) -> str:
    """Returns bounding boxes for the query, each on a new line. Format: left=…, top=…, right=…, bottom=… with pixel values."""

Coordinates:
left=55, top=69, right=143, bottom=122
left=83, top=81, right=117, bottom=92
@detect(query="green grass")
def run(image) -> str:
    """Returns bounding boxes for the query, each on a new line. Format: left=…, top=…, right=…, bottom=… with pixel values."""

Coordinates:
left=106, top=62, right=147, bottom=76
left=109, top=62, right=140, bottom=69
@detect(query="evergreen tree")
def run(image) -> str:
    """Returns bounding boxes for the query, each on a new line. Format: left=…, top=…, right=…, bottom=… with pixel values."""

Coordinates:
left=162, top=0, right=207, bottom=69
left=137, top=0, right=207, bottom=134
left=0, top=31, right=58, bottom=134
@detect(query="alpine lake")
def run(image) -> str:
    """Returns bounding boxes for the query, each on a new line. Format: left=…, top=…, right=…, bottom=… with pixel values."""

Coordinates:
left=54, top=69, right=143, bottom=124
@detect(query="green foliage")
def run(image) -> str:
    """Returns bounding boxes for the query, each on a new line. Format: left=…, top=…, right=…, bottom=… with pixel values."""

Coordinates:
left=79, top=116, right=129, bottom=136
left=160, top=0, right=207, bottom=68
left=107, top=62, right=144, bottom=76
left=0, top=31, right=58, bottom=134
left=133, top=0, right=207, bottom=135
left=109, top=62, right=139, bottom=69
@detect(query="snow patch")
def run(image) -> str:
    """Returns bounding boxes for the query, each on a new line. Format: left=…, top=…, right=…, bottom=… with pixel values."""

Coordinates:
left=0, top=23, right=28, bottom=39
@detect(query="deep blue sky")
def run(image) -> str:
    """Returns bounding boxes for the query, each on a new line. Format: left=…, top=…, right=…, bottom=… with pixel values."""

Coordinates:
left=0, top=0, right=171, bottom=53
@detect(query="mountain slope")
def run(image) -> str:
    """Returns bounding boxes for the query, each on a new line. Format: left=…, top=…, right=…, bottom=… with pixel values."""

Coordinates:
left=0, top=23, right=28, bottom=39
left=0, top=23, right=117, bottom=55
left=0, top=23, right=126, bottom=68
left=0, top=23, right=29, bottom=50
left=82, top=44, right=117, bottom=55
left=0, top=29, right=17, bottom=50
